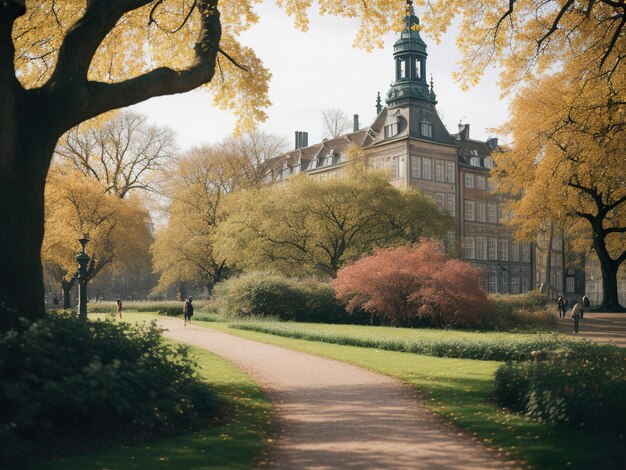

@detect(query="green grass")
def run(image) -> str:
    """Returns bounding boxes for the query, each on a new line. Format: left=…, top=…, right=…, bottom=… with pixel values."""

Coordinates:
left=197, top=319, right=621, bottom=470
left=31, top=331, right=273, bottom=470
left=47, top=312, right=622, bottom=469
left=229, top=320, right=587, bottom=361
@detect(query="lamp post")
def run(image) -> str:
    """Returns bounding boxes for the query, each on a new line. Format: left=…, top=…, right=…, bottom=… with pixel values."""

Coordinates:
left=76, top=235, right=90, bottom=319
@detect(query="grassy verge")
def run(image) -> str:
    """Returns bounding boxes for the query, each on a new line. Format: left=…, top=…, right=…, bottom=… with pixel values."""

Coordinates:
left=196, top=319, right=620, bottom=470
left=229, top=321, right=588, bottom=361
left=31, top=332, right=272, bottom=470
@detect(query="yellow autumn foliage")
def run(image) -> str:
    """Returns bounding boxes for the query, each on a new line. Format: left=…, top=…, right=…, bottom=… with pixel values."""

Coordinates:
left=42, top=164, right=153, bottom=286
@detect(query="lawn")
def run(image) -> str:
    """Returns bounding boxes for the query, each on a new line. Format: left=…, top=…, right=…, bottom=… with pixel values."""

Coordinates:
left=195, top=318, right=620, bottom=470
left=31, top=332, right=273, bottom=470
left=46, top=312, right=622, bottom=469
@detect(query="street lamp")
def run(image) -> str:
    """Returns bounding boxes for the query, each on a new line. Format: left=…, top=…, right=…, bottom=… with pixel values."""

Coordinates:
left=76, top=235, right=90, bottom=319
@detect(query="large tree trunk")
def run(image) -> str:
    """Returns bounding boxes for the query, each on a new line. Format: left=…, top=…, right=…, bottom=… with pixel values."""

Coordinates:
left=0, top=109, right=59, bottom=329
left=593, top=235, right=625, bottom=312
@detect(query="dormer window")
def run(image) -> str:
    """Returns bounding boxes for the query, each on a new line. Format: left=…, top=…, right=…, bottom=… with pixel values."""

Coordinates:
left=420, top=121, right=432, bottom=138
left=384, top=122, right=399, bottom=139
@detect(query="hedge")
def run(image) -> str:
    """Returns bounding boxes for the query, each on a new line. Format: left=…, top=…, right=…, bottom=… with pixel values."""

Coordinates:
left=0, top=312, right=217, bottom=467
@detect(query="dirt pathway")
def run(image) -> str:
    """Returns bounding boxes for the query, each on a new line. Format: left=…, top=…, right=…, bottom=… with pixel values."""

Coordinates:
left=158, top=318, right=517, bottom=469
left=556, top=312, right=626, bottom=347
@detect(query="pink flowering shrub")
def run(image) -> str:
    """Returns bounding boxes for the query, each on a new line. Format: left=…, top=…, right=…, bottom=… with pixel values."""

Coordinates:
left=332, top=240, right=491, bottom=328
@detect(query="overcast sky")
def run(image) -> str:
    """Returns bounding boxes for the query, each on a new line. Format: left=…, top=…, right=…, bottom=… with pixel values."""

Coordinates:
left=132, top=2, right=509, bottom=151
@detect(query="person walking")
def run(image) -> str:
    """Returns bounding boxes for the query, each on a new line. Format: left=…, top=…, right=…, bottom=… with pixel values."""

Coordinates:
left=557, top=296, right=566, bottom=319
left=571, top=299, right=582, bottom=334
left=581, top=295, right=590, bottom=319
left=116, top=297, right=123, bottom=319
left=183, top=297, right=194, bottom=326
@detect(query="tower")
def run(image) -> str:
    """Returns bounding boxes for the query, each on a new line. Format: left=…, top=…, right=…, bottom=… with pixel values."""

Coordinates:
left=385, top=4, right=436, bottom=109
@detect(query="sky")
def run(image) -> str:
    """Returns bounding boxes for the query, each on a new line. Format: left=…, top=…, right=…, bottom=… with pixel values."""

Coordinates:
left=132, top=2, right=509, bottom=152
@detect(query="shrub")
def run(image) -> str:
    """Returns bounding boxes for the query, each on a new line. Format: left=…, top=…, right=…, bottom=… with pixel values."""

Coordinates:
left=494, top=344, right=626, bottom=435
left=333, top=241, right=491, bottom=328
left=0, top=312, right=216, bottom=466
left=212, top=273, right=363, bottom=324
left=482, top=291, right=555, bottom=331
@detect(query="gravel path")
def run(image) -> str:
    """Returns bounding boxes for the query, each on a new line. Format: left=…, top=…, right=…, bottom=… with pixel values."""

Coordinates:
left=158, top=318, right=518, bottom=469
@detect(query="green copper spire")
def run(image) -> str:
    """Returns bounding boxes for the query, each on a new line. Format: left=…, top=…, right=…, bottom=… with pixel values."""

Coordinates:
left=385, top=2, right=436, bottom=108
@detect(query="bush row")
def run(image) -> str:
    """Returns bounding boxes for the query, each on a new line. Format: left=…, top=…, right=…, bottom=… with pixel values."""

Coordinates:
left=0, top=312, right=217, bottom=467
left=494, top=346, right=626, bottom=436
left=212, top=273, right=371, bottom=324
left=230, top=323, right=602, bottom=361
left=213, top=274, right=555, bottom=331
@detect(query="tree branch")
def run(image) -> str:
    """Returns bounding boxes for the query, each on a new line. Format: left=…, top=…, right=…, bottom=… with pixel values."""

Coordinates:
left=58, top=0, right=221, bottom=131
left=50, top=0, right=155, bottom=84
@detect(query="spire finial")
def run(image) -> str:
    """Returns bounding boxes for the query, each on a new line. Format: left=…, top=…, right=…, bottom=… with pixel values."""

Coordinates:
left=376, top=92, right=382, bottom=115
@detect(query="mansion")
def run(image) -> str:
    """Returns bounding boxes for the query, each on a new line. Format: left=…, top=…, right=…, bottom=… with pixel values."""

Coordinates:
left=263, top=8, right=583, bottom=298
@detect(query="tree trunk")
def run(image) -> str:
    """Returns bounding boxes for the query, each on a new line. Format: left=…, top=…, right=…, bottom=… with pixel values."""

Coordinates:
left=593, top=235, right=625, bottom=312
left=599, top=261, right=623, bottom=311
left=0, top=90, right=59, bottom=330
left=61, top=278, right=76, bottom=310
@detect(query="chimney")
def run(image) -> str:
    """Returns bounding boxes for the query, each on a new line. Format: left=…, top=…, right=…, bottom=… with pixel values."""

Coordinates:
left=457, top=123, right=470, bottom=140
left=487, top=137, right=499, bottom=149
left=294, top=131, right=309, bottom=149
left=353, top=114, right=359, bottom=132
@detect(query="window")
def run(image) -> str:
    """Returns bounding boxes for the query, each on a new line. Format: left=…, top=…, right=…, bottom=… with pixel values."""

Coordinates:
left=446, top=194, right=456, bottom=217
left=511, top=276, right=520, bottom=294
left=464, top=173, right=474, bottom=188
left=566, top=276, right=575, bottom=293
left=488, top=276, right=497, bottom=293
left=464, top=237, right=475, bottom=259
left=464, top=200, right=475, bottom=221
left=435, top=160, right=444, bottom=181
left=414, top=58, right=421, bottom=78
left=521, top=243, right=530, bottom=263
left=487, top=179, right=494, bottom=192
left=375, top=159, right=385, bottom=171
left=391, top=157, right=399, bottom=179
left=445, top=230, right=457, bottom=253
left=511, top=241, right=520, bottom=262
left=435, top=193, right=445, bottom=210
left=445, top=161, right=455, bottom=183
left=476, top=237, right=486, bottom=260
left=476, top=201, right=486, bottom=222
left=498, top=205, right=504, bottom=222
left=476, top=175, right=486, bottom=190
left=422, top=158, right=432, bottom=180
left=384, top=122, right=398, bottom=139
left=420, top=121, right=433, bottom=138
left=488, top=238, right=497, bottom=260
left=499, top=275, right=509, bottom=293
left=487, top=203, right=497, bottom=223
left=411, top=156, right=421, bottom=178
left=498, top=239, right=509, bottom=261
left=400, top=59, right=407, bottom=78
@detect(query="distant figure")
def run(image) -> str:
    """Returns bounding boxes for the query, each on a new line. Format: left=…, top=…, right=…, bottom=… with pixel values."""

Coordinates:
left=116, top=297, right=123, bottom=318
left=571, top=300, right=582, bottom=334
left=581, top=295, right=590, bottom=318
left=183, top=297, right=194, bottom=326
left=557, top=296, right=566, bottom=319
